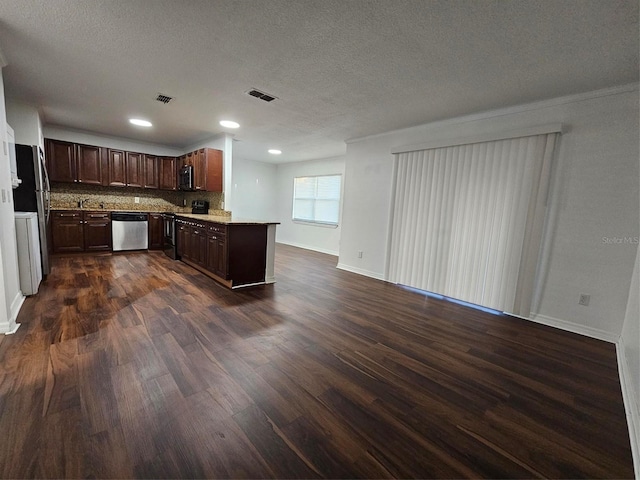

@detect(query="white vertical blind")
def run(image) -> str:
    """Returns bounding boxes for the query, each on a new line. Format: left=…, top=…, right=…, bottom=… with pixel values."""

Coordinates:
left=388, top=133, right=558, bottom=315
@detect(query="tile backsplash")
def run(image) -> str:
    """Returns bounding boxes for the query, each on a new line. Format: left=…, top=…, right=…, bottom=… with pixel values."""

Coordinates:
left=50, top=183, right=229, bottom=215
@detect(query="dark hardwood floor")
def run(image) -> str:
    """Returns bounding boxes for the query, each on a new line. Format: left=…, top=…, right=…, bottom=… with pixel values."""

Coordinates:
left=0, top=244, right=633, bottom=478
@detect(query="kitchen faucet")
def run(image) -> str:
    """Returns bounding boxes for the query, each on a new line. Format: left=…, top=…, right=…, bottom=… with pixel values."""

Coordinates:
left=78, top=198, right=90, bottom=208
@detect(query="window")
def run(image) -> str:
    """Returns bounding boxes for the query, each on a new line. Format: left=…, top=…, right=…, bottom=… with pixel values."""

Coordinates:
left=293, top=175, right=342, bottom=226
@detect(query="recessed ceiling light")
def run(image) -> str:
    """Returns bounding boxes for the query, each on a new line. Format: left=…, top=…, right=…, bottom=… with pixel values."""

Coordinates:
left=220, top=120, right=240, bottom=129
left=129, top=118, right=152, bottom=127
left=268, top=149, right=282, bottom=155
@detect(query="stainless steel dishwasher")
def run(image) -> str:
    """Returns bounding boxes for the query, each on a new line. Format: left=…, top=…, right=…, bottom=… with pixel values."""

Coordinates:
left=111, top=212, right=149, bottom=251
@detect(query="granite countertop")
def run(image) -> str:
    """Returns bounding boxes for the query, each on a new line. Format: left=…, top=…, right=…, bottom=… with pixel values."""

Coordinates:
left=50, top=206, right=230, bottom=215
left=176, top=213, right=280, bottom=225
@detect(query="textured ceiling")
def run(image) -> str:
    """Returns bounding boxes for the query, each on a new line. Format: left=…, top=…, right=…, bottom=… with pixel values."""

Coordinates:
left=0, top=0, right=637, bottom=163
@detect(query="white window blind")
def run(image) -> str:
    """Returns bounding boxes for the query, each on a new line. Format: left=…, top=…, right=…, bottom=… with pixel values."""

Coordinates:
left=388, top=132, right=558, bottom=316
left=293, top=175, right=342, bottom=226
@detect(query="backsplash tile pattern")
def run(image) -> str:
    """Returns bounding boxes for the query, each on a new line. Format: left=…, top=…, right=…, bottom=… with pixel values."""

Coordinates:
left=50, top=183, right=229, bottom=215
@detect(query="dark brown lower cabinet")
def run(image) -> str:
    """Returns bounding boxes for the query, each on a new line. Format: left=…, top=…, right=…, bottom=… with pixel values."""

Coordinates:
left=176, top=216, right=267, bottom=288
left=206, top=228, right=227, bottom=279
left=51, top=210, right=111, bottom=253
left=51, top=211, right=84, bottom=253
left=148, top=213, right=163, bottom=250
left=176, top=221, right=188, bottom=259
left=83, top=211, right=112, bottom=251
left=190, top=226, right=207, bottom=268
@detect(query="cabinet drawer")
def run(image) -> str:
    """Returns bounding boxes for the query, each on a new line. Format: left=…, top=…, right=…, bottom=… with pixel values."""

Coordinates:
left=84, top=211, right=110, bottom=221
left=53, top=211, right=81, bottom=219
left=207, top=223, right=227, bottom=235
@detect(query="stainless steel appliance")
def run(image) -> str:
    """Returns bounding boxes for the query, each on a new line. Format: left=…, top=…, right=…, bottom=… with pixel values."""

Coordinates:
left=163, top=212, right=177, bottom=259
left=111, top=212, right=148, bottom=251
left=191, top=200, right=209, bottom=214
left=12, top=145, right=50, bottom=277
left=179, top=164, right=194, bottom=191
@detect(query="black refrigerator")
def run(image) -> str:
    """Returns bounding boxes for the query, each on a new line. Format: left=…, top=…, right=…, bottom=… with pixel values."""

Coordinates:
left=12, top=144, right=51, bottom=277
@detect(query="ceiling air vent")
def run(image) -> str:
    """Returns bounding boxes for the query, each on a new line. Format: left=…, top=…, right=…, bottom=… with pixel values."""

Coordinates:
left=155, top=93, right=173, bottom=104
left=246, top=88, right=277, bottom=102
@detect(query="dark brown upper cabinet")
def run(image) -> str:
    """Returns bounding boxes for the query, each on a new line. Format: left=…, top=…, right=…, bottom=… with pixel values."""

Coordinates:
left=46, top=139, right=105, bottom=185
left=159, top=156, right=177, bottom=190
left=107, top=149, right=127, bottom=187
left=46, top=139, right=77, bottom=183
left=143, top=155, right=159, bottom=189
left=126, top=152, right=144, bottom=188
left=76, top=144, right=103, bottom=185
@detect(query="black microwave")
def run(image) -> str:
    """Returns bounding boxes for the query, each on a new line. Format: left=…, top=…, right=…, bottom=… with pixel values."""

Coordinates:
left=178, top=164, right=194, bottom=191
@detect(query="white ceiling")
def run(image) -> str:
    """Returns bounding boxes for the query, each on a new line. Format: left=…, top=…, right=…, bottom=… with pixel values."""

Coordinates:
left=0, top=0, right=637, bottom=163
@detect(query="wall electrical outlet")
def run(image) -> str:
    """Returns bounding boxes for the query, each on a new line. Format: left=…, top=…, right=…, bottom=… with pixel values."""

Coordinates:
left=134, top=196, right=140, bottom=204
left=579, top=294, right=591, bottom=306
left=358, top=251, right=363, bottom=258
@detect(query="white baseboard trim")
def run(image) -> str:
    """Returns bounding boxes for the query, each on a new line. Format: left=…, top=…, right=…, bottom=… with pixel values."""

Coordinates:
left=616, top=341, right=640, bottom=478
left=1, top=291, right=25, bottom=334
left=336, top=263, right=386, bottom=281
left=528, top=313, right=619, bottom=343
left=276, top=241, right=338, bottom=257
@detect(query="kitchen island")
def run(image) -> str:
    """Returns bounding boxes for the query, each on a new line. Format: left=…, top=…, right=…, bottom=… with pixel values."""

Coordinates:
left=175, top=214, right=279, bottom=289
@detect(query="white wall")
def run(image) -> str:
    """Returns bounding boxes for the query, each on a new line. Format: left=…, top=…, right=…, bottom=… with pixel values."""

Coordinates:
left=275, top=156, right=345, bottom=256
left=231, top=156, right=277, bottom=221
left=620, top=244, right=639, bottom=473
left=0, top=68, right=24, bottom=333
left=5, top=100, right=43, bottom=150
left=43, top=125, right=183, bottom=157
left=339, top=85, right=639, bottom=340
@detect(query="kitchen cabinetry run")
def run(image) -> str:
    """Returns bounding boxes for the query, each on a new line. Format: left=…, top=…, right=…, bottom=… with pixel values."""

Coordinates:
left=46, top=138, right=178, bottom=191
left=175, top=216, right=267, bottom=288
left=51, top=210, right=112, bottom=253
left=46, top=139, right=106, bottom=185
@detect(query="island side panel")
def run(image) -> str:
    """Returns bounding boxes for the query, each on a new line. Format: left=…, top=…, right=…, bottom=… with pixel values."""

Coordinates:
left=265, top=224, right=277, bottom=284
left=228, top=224, right=267, bottom=286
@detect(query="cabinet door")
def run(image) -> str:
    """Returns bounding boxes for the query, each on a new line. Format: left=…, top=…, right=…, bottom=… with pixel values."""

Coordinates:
left=207, top=233, right=227, bottom=278
left=204, top=148, right=223, bottom=192
left=190, top=226, right=207, bottom=266
left=144, top=155, right=159, bottom=189
left=76, top=144, right=103, bottom=185
left=108, top=149, right=127, bottom=187
left=176, top=223, right=188, bottom=258
left=193, top=149, right=207, bottom=190
left=51, top=211, right=84, bottom=253
left=126, top=152, right=144, bottom=187
left=214, top=236, right=227, bottom=278
left=46, top=139, right=77, bottom=183
left=148, top=213, right=163, bottom=249
left=159, top=157, right=177, bottom=190
left=83, top=212, right=112, bottom=251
